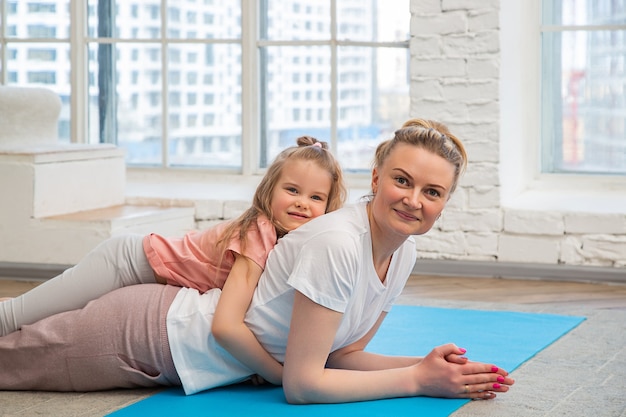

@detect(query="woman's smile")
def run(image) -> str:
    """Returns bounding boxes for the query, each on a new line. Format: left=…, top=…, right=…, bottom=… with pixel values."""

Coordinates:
left=393, top=208, right=419, bottom=222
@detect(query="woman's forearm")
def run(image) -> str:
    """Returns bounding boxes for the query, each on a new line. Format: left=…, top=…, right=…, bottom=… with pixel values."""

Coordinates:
left=326, top=349, right=422, bottom=371
left=284, top=365, right=417, bottom=404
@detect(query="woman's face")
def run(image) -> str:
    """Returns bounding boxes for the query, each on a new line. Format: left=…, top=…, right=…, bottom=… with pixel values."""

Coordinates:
left=370, top=143, right=456, bottom=239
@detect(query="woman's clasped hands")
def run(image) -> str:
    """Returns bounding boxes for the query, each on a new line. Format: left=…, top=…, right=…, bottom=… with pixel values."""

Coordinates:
left=412, top=343, right=515, bottom=400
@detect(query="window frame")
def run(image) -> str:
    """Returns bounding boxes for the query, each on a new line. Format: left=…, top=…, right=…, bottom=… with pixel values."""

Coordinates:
left=500, top=0, right=626, bottom=214
left=539, top=1, right=626, bottom=176
left=1, top=0, right=407, bottom=185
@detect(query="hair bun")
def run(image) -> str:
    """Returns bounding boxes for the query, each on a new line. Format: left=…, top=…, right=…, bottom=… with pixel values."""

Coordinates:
left=400, top=118, right=453, bottom=137
left=296, top=135, right=328, bottom=149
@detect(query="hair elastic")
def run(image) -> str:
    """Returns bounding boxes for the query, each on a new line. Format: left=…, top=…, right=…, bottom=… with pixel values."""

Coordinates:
left=312, top=142, right=323, bottom=148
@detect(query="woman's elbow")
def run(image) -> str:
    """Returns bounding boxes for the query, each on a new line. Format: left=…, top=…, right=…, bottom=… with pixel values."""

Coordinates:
left=283, top=383, right=309, bottom=404
left=283, top=373, right=320, bottom=404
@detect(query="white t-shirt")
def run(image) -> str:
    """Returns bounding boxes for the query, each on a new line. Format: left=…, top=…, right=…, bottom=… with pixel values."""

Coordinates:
left=167, top=202, right=417, bottom=395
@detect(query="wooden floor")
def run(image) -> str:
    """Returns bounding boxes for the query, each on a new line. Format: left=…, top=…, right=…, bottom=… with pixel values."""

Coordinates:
left=399, top=274, right=626, bottom=309
left=2, top=274, right=626, bottom=309
left=0, top=278, right=41, bottom=298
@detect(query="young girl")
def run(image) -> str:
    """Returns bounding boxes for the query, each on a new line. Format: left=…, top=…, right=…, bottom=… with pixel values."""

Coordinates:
left=0, top=136, right=346, bottom=384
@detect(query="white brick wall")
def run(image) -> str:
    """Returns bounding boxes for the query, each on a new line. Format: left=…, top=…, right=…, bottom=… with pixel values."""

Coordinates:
left=499, top=235, right=560, bottom=264
left=504, top=210, right=564, bottom=235
left=564, top=213, right=626, bottom=234
left=409, top=0, right=626, bottom=269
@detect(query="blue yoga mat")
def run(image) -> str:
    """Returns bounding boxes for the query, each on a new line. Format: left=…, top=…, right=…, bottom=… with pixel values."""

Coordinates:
left=109, top=305, right=584, bottom=417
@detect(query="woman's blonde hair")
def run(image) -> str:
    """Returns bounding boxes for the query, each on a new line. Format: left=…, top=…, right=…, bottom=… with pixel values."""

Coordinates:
left=217, top=136, right=346, bottom=256
left=373, top=118, right=467, bottom=194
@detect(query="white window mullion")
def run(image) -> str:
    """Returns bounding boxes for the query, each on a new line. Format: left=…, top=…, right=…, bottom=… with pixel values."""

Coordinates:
left=1, top=1, right=6, bottom=84
left=241, top=0, right=259, bottom=175
left=70, top=0, right=88, bottom=144
left=329, top=0, right=338, bottom=156
left=161, top=0, right=169, bottom=168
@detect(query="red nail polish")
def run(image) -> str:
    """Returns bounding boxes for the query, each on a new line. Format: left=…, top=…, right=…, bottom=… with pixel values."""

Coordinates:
left=497, top=376, right=505, bottom=383
left=491, top=366, right=499, bottom=372
left=493, top=383, right=501, bottom=389
left=459, top=348, right=467, bottom=354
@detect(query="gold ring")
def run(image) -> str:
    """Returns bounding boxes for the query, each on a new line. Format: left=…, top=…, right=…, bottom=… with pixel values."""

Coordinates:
left=464, top=384, right=469, bottom=394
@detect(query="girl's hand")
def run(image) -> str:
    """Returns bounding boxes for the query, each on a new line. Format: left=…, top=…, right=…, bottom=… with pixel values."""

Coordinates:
left=413, top=343, right=515, bottom=400
left=248, top=374, right=268, bottom=386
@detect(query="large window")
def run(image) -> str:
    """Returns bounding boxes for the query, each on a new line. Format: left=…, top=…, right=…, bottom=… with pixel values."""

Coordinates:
left=1, top=0, right=409, bottom=174
left=541, top=0, right=626, bottom=175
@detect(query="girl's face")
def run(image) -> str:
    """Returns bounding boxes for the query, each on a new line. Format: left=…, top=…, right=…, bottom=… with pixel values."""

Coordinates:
left=270, top=159, right=333, bottom=232
left=370, top=143, right=456, bottom=239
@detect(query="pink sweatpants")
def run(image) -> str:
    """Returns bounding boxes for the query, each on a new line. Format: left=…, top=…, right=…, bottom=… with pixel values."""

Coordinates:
left=0, top=284, right=181, bottom=391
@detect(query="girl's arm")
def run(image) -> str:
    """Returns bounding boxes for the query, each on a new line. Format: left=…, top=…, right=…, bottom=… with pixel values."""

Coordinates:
left=282, top=291, right=514, bottom=404
left=211, top=254, right=283, bottom=385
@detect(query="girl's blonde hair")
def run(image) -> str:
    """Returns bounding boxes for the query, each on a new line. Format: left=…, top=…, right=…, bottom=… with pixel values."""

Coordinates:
left=373, top=118, right=468, bottom=194
left=217, top=136, right=346, bottom=256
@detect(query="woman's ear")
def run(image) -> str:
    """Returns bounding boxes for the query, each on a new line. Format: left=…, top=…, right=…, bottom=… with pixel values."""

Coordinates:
left=371, top=167, right=379, bottom=194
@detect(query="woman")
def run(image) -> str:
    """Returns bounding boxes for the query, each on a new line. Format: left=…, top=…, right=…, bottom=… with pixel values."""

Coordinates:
left=0, top=119, right=514, bottom=402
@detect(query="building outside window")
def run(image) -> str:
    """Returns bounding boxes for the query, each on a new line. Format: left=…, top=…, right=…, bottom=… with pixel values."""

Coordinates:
left=1, top=0, right=410, bottom=175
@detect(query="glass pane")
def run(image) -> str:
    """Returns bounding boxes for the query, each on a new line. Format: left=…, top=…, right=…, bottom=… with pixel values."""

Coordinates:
left=89, top=43, right=163, bottom=164
left=6, top=42, right=71, bottom=143
left=261, top=45, right=331, bottom=166
left=541, top=30, right=626, bottom=174
left=337, top=0, right=410, bottom=42
left=543, top=0, right=626, bottom=26
left=337, top=46, right=409, bottom=172
left=168, top=44, right=242, bottom=168
left=7, top=0, right=70, bottom=39
left=263, top=0, right=331, bottom=41
left=167, top=1, right=241, bottom=39
left=88, top=0, right=161, bottom=39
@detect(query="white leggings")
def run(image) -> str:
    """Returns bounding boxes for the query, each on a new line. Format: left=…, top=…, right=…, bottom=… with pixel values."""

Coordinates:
left=0, top=234, right=157, bottom=336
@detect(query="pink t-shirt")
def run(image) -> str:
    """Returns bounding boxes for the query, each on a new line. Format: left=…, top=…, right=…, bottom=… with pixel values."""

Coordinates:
left=143, top=215, right=277, bottom=293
